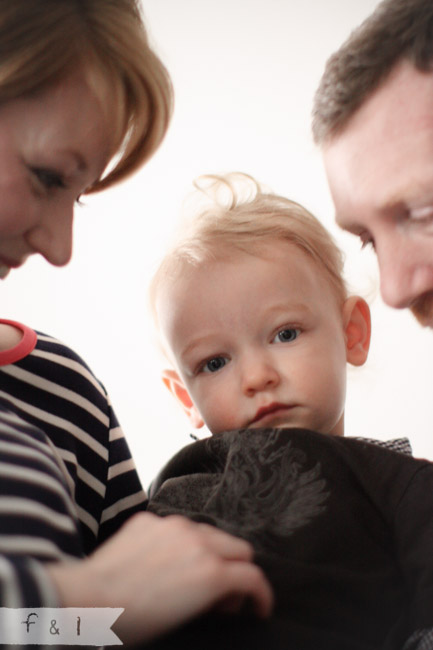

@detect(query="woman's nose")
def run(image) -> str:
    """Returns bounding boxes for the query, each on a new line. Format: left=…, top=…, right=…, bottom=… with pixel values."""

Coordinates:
left=25, top=202, right=74, bottom=267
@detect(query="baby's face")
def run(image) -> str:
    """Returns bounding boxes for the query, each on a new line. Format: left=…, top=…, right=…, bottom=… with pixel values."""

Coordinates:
left=158, top=242, right=349, bottom=436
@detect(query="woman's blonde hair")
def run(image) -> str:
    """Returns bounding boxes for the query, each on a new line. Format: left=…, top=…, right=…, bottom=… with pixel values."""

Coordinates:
left=150, top=172, right=348, bottom=319
left=0, top=0, right=173, bottom=192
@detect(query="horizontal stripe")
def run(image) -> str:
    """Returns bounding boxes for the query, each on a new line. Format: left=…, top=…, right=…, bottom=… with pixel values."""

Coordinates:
left=0, top=329, right=147, bottom=605
left=0, top=498, right=77, bottom=534
left=100, top=490, right=147, bottom=524
left=0, top=391, right=108, bottom=460
left=107, top=459, right=137, bottom=480
left=57, top=448, right=106, bottom=498
left=0, top=536, right=77, bottom=561
left=0, top=461, right=78, bottom=508
left=76, top=505, right=99, bottom=536
left=0, top=438, right=67, bottom=485
left=30, top=347, right=106, bottom=396
left=1, top=365, right=108, bottom=426
left=109, top=426, right=124, bottom=442
left=0, top=409, right=62, bottom=455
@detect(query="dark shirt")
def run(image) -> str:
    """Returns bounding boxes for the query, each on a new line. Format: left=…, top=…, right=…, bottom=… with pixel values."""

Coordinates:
left=147, top=428, right=433, bottom=650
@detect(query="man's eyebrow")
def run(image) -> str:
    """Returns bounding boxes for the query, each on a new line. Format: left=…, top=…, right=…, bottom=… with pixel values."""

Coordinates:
left=378, top=178, right=433, bottom=213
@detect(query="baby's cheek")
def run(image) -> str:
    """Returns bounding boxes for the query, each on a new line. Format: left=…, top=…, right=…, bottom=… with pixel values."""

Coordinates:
left=193, top=370, right=242, bottom=431
left=205, top=396, right=240, bottom=434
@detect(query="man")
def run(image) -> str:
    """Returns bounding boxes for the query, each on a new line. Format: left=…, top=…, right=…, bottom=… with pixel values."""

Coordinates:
left=312, top=0, right=433, bottom=328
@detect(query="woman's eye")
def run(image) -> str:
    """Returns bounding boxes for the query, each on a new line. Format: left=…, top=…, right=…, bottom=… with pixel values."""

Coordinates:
left=360, top=238, right=375, bottom=251
left=274, top=328, right=299, bottom=343
left=31, top=167, right=66, bottom=190
left=201, top=357, right=228, bottom=373
left=359, top=231, right=375, bottom=251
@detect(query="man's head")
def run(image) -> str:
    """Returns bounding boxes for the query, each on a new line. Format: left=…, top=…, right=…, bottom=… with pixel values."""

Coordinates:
left=312, top=0, right=433, bottom=327
left=312, top=0, right=433, bottom=145
left=151, top=173, right=370, bottom=436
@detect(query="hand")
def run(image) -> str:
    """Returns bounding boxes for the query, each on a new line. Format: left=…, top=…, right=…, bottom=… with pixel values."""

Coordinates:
left=47, top=512, right=273, bottom=645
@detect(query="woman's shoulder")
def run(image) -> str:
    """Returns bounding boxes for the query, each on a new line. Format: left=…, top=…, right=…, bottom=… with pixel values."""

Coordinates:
left=0, top=320, right=110, bottom=411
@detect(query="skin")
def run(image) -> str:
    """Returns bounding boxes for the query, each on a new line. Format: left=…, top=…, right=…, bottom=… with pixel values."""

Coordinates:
left=0, top=72, right=273, bottom=642
left=158, top=242, right=370, bottom=436
left=323, top=60, right=433, bottom=328
left=0, top=70, right=112, bottom=275
left=49, top=512, right=273, bottom=645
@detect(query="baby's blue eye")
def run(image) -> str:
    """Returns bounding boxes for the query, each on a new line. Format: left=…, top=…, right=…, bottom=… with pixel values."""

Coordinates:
left=202, top=357, right=227, bottom=373
left=274, top=328, right=299, bottom=343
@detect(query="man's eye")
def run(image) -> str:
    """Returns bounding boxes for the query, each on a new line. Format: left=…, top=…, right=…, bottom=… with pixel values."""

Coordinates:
left=273, top=328, right=299, bottom=343
left=31, top=167, right=66, bottom=190
left=409, top=206, right=433, bottom=222
left=201, top=357, right=228, bottom=373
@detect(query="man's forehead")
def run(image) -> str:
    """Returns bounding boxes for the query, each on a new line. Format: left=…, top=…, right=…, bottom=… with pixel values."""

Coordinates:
left=323, top=64, right=433, bottom=229
left=326, top=60, right=433, bottom=144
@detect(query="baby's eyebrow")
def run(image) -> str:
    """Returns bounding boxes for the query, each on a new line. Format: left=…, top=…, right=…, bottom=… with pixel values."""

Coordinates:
left=264, top=302, right=313, bottom=318
left=180, top=333, right=220, bottom=361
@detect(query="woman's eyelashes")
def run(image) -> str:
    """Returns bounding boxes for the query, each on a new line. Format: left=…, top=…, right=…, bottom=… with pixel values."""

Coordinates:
left=359, top=231, right=375, bottom=251
left=30, top=166, right=67, bottom=192
left=30, top=167, right=84, bottom=206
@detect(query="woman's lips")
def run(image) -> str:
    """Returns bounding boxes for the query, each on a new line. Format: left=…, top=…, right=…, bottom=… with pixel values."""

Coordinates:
left=0, top=263, right=10, bottom=279
left=0, top=255, right=25, bottom=279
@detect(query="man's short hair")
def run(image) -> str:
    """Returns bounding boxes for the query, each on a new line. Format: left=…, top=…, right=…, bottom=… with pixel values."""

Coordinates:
left=312, top=0, right=433, bottom=144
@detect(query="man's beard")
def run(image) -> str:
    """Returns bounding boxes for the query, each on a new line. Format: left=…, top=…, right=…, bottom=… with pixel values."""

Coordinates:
left=411, top=292, right=433, bottom=328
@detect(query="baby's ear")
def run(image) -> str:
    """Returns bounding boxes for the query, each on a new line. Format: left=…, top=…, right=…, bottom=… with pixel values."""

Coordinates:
left=342, top=296, right=371, bottom=366
left=161, top=369, right=204, bottom=429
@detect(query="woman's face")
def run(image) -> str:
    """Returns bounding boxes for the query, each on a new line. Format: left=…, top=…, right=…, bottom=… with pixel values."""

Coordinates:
left=0, top=70, right=114, bottom=278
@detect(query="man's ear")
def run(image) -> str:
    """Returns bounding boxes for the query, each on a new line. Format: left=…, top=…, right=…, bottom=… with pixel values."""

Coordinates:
left=161, top=369, right=204, bottom=429
left=342, top=296, right=371, bottom=367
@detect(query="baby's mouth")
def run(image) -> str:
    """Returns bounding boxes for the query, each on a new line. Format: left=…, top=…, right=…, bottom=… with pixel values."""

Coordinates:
left=249, top=403, right=295, bottom=427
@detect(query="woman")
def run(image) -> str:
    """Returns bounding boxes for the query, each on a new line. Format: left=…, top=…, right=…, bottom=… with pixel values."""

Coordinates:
left=0, top=1, right=272, bottom=645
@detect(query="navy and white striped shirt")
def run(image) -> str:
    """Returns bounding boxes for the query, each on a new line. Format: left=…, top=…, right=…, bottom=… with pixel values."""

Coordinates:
left=0, top=320, right=147, bottom=607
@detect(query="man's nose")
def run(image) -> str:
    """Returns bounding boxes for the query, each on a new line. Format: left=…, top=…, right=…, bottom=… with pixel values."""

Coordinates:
left=25, top=202, right=74, bottom=267
left=377, top=237, right=433, bottom=310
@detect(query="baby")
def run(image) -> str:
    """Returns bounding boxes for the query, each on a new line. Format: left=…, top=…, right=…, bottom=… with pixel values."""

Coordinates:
left=147, top=173, right=433, bottom=650
left=151, top=173, right=370, bottom=438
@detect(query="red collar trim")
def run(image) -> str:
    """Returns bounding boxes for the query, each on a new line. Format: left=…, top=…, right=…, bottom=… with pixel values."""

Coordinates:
left=0, top=320, right=37, bottom=366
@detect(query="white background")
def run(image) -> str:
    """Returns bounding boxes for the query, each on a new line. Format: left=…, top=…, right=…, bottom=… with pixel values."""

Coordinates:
left=2, top=0, right=433, bottom=486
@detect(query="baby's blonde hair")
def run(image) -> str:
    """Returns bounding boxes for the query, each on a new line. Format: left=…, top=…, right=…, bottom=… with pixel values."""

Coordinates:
left=150, top=173, right=347, bottom=326
left=0, top=0, right=173, bottom=193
